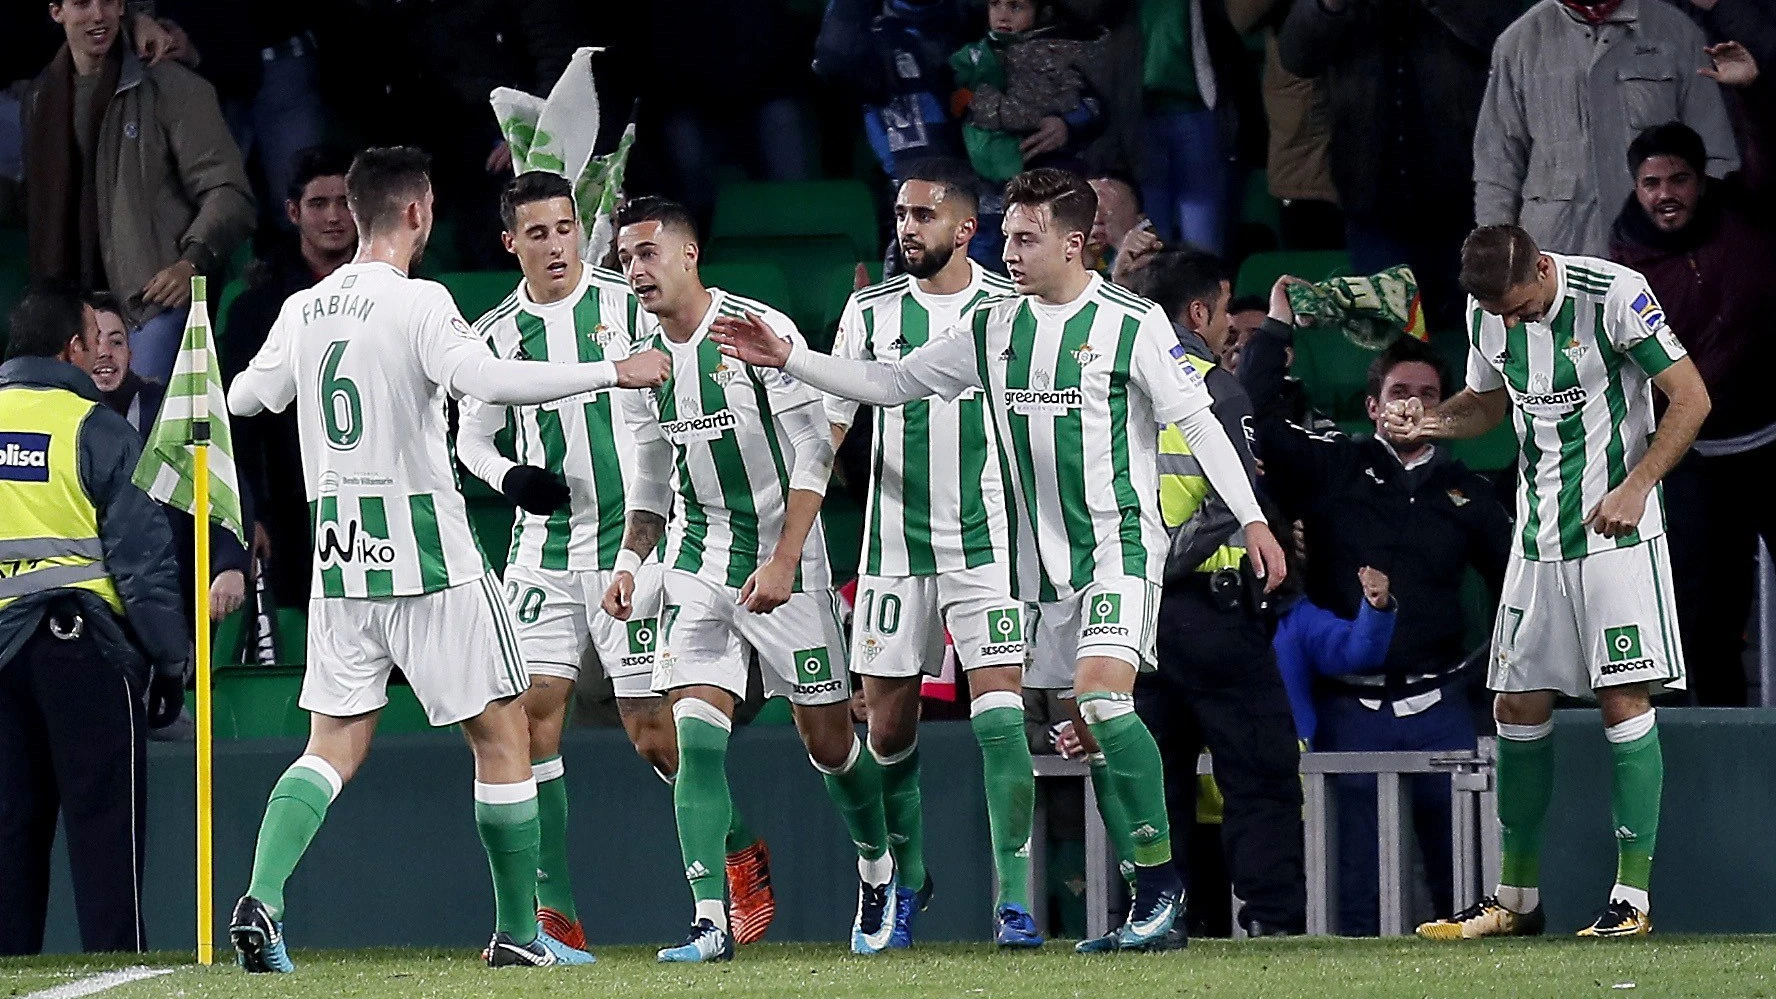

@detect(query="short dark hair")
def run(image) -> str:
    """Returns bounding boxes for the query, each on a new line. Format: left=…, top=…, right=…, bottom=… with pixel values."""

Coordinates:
left=1088, top=169, right=1143, bottom=212
left=1366, top=335, right=1452, bottom=401
left=1458, top=224, right=1540, bottom=302
left=1004, top=167, right=1097, bottom=240
left=286, top=144, right=354, bottom=205
left=7, top=281, right=91, bottom=361
left=614, top=195, right=700, bottom=243
left=83, top=290, right=136, bottom=332
left=899, top=157, right=980, bottom=214
left=1124, top=250, right=1227, bottom=322
left=500, top=171, right=576, bottom=232
left=1628, top=122, right=1708, bottom=177
left=345, top=146, right=432, bottom=235
left=1227, top=294, right=1267, bottom=316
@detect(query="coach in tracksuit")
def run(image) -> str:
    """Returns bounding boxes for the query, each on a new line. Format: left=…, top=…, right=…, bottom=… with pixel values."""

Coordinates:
left=0, top=283, right=186, bottom=954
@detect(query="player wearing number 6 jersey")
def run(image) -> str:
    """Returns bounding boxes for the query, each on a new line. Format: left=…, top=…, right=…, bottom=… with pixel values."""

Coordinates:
left=1397, top=226, right=1711, bottom=941
left=223, top=149, right=669, bottom=972
left=601, top=197, right=894, bottom=964
left=825, top=161, right=1039, bottom=949
left=713, top=168, right=1288, bottom=954
left=456, top=174, right=774, bottom=953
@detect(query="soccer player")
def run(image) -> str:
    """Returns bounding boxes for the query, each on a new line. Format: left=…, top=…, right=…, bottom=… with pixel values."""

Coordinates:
left=600, top=196, right=894, bottom=963
left=712, top=168, right=1287, bottom=953
left=826, top=160, right=1040, bottom=948
left=1398, top=225, right=1709, bottom=939
left=456, top=172, right=777, bottom=952
left=224, top=148, right=670, bottom=971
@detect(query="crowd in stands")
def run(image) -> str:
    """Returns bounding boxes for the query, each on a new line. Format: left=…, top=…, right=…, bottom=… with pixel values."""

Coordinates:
left=3, top=0, right=1775, bottom=947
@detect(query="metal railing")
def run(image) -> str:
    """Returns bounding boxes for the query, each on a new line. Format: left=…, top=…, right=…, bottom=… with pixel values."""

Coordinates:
left=1029, top=741, right=1500, bottom=938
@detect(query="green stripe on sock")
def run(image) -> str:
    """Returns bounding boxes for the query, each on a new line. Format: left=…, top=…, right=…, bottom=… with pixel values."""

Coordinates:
left=475, top=794, right=541, bottom=944
left=1610, top=727, right=1663, bottom=892
left=676, top=715, right=733, bottom=903
left=878, top=745, right=927, bottom=891
left=970, top=707, right=1035, bottom=908
left=1498, top=732, right=1556, bottom=888
left=246, top=764, right=336, bottom=920
left=532, top=757, right=576, bottom=921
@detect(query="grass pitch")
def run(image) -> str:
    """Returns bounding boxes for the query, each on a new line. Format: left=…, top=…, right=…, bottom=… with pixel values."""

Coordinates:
left=7, top=937, right=1776, bottom=999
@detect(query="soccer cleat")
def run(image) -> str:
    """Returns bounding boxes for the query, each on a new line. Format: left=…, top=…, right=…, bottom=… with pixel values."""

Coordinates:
left=536, top=923, right=597, bottom=965
left=888, top=874, right=936, bottom=949
left=1416, top=896, right=1547, bottom=940
left=485, top=932, right=558, bottom=968
left=994, top=902, right=1044, bottom=949
left=537, top=907, right=589, bottom=953
left=657, top=919, right=735, bottom=963
left=851, top=876, right=899, bottom=955
left=230, top=895, right=293, bottom=973
left=1577, top=899, right=1652, bottom=938
left=726, top=839, right=777, bottom=945
left=1114, top=886, right=1181, bottom=951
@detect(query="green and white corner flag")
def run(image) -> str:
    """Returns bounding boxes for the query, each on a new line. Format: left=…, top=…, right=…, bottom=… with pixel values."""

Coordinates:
left=132, top=275, right=246, bottom=544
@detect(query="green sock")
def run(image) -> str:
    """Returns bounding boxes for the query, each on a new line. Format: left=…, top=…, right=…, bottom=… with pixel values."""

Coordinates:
left=725, top=807, right=758, bottom=855
left=246, top=758, right=338, bottom=920
left=675, top=711, right=734, bottom=905
left=531, top=756, right=576, bottom=921
left=1087, top=754, right=1138, bottom=888
left=475, top=783, right=541, bottom=944
left=819, top=738, right=891, bottom=866
left=1078, top=692, right=1171, bottom=868
left=1609, top=724, right=1663, bottom=893
left=971, top=702, right=1035, bottom=908
left=875, top=741, right=927, bottom=891
left=1497, top=726, right=1556, bottom=889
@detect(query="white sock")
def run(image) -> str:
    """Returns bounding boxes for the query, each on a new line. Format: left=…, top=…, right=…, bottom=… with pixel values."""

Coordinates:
left=859, top=852, right=894, bottom=887
left=1496, top=885, right=1539, bottom=914
left=695, top=898, right=728, bottom=931
left=1611, top=883, right=1650, bottom=913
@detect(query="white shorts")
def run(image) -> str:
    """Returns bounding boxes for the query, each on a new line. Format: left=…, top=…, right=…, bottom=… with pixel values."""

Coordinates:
left=653, top=568, right=851, bottom=706
left=1489, top=536, right=1687, bottom=699
left=303, top=573, right=528, bottom=726
left=502, top=563, right=664, bottom=698
left=850, top=566, right=1025, bottom=679
left=1024, top=576, right=1161, bottom=691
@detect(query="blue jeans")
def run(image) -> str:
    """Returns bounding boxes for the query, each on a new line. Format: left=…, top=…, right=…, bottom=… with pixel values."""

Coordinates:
left=0, top=92, right=22, bottom=181
left=1314, top=692, right=1477, bottom=936
left=224, top=44, right=326, bottom=216
left=129, top=306, right=189, bottom=385
left=1141, top=108, right=1231, bottom=255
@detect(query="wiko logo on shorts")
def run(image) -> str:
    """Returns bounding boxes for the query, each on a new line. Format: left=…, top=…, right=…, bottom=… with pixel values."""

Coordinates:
left=1601, top=624, right=1656, bottom=676
left=980, top=607, right=1025, bottom=660
left=793, top=647, right=843, bottom=695
left=0, top=432, right=50, bottom=482
left=1083, top=592, right=1130, bottom=640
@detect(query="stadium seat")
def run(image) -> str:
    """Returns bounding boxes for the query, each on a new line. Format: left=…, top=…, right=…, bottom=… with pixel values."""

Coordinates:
left=211, top=664, right=305, bottom=739
left=698, top=261, right=796, bottom=319
left=1292, top=333, right=1382, bottom=422
left=1239, top=171, right=1282, bottom=240
left=1449, top=420, right=1521, bottom=472
left=1233, top=249, right=1352, bottom=299
left=711, top=180, right=880, bottom=261
left=214, top=276, right=247, bottom=337
left=703, top=235, right=857, bottom=347
left=437, top=270, right=521, bottom=324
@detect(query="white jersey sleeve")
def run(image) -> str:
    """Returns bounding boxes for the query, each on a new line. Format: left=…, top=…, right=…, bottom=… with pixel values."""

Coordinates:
left=1131, top=310, right=1212, bottom=426
left=1464, top=300, right=1507, bottom=393
left=823, top=294, right=867, bottom=429
left=1604, top=274, right=1687, bottom=377
left=897, top=321, right=984, bottom=401
left=456, top=392, right=515, bottom=491
left=227, top=309, right=298, bottom=416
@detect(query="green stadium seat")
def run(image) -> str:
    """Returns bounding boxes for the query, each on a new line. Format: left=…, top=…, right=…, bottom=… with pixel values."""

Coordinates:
left=1233, top=249, right=1352, bottom=299
left=214, top=276, right=247, bottom=338
left=711, top=180, right=880, bottom=261
left=698, top=261, right=795, bottom=318
left=211, top=664, right=305, bottom=739
left=436, top=270, right=521, bottom=324
left=703, top=235, right=858, bottom=348
left=1292, top=333, right=1382, bottom=422
left=1449, top=420, right=1521, bottom=472
left=1240, top=171, right=1281, bottom=239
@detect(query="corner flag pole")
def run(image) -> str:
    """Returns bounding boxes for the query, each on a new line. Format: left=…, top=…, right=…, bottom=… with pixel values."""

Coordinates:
left=190, top=275, right=215, bottom=966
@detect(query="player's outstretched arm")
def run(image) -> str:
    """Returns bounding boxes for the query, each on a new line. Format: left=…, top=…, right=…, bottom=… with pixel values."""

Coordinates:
left=1586, top=357, right=1710, bottom=539
left=445, top=347, right=672, bottom=406
left=1382, top=387, right=1510, bottom=443
left=709, top=311, right=966, bottom=407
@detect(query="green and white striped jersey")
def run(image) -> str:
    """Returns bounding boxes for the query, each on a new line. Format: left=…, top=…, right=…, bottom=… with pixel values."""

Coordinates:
left=636, top=287, right=832, bottom=591
left=459, top=266, right=659, bottom=572
left=826, top=261, right=1015, bottom=577
left=241, top=262, right=494, bottom=598
left=885, top=273, right=1214, bottom=602
left=1465, top=253, right=1687, bottom=561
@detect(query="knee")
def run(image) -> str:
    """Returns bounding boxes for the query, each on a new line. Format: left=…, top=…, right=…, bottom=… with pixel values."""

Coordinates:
left=632, top=727, right=678, bottom=776
left=806, top=725, right=861, bottom=774
left=867, top=712, right=916, bottom=758
left=1492, top=692, right=1553, bottom=729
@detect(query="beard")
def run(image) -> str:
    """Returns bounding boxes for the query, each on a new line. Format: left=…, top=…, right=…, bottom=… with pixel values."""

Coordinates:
left=901, top=238, right=956, bottom=280
left=407, top=231, right=430, bottom=274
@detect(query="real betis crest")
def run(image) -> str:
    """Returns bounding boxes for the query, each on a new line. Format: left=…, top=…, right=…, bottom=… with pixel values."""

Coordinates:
left=710, top=360, right=740, bottom=388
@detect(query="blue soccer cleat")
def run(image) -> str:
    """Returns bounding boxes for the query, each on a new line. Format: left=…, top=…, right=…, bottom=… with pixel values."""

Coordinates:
left=995, top=902, right=1045, bottom=949
left=1113, top=886, right=1181, bottom=952
left=535, top=922, right=597, bottom=965
left=851, top=877, right=899, bottom=954
left=230, top=895, right=294, bottom=973
left=657, top=919, right=734, bottom=963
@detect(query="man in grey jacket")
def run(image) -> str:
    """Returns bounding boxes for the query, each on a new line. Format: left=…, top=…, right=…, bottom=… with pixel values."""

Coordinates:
left=1473, top=0, right=1738, bottom=256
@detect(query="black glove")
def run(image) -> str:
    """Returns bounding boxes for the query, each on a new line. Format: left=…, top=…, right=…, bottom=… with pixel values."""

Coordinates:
left=501, top=465, right=571, bottom=515
left=147, top=662, right=187, bottom=729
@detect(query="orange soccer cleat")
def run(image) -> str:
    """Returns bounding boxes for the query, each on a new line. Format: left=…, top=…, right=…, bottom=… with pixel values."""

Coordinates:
left=726, top=840, right=777, bottom=945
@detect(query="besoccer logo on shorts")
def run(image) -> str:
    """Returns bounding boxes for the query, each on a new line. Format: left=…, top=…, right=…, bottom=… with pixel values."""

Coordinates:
left=980, top=607, right=1025, bottom=660
left=1602, top=624, right=1656, bottom=676
left=794, top=647, right=842, bottom=695
left=1082, top=593, right=1130, bottom=639
left=622, top=617, right=658, bottom=671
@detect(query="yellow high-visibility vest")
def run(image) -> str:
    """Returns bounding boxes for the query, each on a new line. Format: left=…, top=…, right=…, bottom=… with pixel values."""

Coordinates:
left=0, top=385, right=124, bottom=614
left=1157, top=351, right=1246, bottom=574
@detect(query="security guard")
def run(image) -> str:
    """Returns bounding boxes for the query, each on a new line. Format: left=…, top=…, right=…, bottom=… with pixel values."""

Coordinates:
left=1125, top=251, right=1308, bottom=937
left=0, top=282, right=186, bottom=955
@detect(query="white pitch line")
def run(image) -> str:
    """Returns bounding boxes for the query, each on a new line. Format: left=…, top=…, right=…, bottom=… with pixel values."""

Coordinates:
left=20, top=967, right=174, bottom=999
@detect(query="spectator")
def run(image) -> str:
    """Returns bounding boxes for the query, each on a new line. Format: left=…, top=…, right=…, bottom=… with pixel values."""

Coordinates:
left=950, top=0, right=1110, bottom=181
left=1473, top=0, right=1739, bottom=258
left=814, top=0, right=968, bottom=182
left=0, top=281, right=185, bottom=954
left=1280, top=0, right=1518, bottom=331
left=1242, top=281, right=1512, bottom=935
left=1687, top=0, right=1776, bottom=75
left=221, top=145, right=355, bottom=609
left=1221, top=293, right=1267, bottom=373
left=1086, top=169, right=1144, bottom=272
left=1227, top=0, right=1342, bottom=250
left=1273, top=562, right=1397, bottom=745
left=21, top=0, right=254, bottom=387
left=1611, top=49, right=1774, bottom=706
